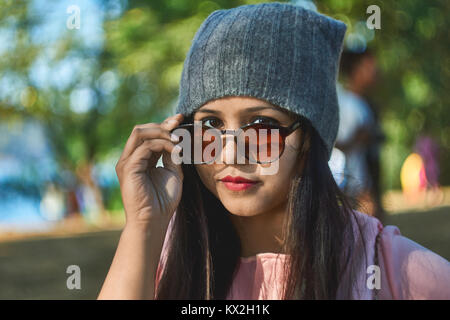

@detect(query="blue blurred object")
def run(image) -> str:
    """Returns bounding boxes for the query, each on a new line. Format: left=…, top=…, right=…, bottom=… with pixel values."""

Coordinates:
left=0, top=118, right=62, bottom=231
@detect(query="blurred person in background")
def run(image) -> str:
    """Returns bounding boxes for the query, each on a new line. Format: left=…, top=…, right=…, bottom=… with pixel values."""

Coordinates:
left=334, top=48, right=386, bottom=222
left=414, top=134, right=444, bottom=206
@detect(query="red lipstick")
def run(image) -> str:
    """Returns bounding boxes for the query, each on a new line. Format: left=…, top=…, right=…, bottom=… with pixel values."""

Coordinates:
left=219, top=175, right=259, bottom=191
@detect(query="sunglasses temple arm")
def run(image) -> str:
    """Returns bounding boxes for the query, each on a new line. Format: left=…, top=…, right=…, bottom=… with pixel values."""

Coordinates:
left=287, top=120, right=301, bottom=133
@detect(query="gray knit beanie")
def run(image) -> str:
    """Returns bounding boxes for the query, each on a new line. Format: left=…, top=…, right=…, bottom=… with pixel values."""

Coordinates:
left=176, top=2, right=347, bottom=160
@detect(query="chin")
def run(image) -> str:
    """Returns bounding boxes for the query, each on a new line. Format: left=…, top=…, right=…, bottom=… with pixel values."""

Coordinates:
left=219, top=196, right=266, bottom=217
left=225, top=207, right=261, bottom=217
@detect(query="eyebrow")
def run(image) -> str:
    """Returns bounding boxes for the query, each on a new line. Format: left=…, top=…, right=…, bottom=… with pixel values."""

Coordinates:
left=196, top=105, right=284, bottom=115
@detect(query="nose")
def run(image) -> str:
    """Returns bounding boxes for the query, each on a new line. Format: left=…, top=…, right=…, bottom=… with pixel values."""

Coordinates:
left=221, top=132, right=238, bottom=164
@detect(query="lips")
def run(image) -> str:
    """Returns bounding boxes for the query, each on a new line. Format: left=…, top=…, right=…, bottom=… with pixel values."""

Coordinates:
left=219, top=175, right=259, bottom=191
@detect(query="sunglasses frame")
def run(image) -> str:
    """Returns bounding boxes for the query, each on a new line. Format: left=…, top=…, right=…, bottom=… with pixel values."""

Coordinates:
left=171, top=119, right=302, bottom=164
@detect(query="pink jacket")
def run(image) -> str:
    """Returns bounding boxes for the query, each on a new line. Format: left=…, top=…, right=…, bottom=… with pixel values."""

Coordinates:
left=156, top=210, right=450, bottom=299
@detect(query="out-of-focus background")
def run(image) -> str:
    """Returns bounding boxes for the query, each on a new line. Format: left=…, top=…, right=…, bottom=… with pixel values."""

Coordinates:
left=0, top=0, right=449, bottom=299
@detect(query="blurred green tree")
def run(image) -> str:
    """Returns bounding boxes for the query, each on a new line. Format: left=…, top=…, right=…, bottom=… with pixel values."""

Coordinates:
left=317, top=0, right=450, bottom=191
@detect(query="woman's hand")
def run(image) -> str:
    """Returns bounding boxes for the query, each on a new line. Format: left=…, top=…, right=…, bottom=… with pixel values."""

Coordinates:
left=115, top=113, right=184, bottom=228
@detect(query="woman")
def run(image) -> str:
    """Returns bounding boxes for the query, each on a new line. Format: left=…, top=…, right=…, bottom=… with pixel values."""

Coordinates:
left=98, top=3, right=450, bottom=300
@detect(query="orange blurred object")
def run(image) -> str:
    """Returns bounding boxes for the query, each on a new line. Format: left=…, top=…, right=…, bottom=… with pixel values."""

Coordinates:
left=400, top=153, right=427, bottom=204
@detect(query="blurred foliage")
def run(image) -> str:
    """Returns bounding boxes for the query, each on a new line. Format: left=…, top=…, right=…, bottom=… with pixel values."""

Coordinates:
left=317, top=0, right=450, bottom=191
left=0, top=0, right=449, bottom=213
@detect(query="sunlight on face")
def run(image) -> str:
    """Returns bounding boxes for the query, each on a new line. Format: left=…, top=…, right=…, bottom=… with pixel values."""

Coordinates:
left=193, top=96, right=306, bottom=217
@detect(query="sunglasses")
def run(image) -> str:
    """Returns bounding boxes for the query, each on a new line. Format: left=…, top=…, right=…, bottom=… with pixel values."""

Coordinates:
left=170, top=119, right=302, bottom=164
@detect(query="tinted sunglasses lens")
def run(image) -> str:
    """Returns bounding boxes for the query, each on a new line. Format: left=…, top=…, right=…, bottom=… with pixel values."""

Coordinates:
left=177, top=125, right=217, bottom=163
left=242, top=123, right=284, bottom=163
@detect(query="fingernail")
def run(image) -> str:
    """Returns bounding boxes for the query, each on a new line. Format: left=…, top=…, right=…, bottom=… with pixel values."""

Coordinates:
left=168, top=119, right=177, bottom=126
left=171, top=133, right=180, bottom=142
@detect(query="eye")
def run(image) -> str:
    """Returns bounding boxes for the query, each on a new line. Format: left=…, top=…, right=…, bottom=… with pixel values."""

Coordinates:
left=202, top=117, right=223, bottom=129
left=251, top=116, right=279, bottom=126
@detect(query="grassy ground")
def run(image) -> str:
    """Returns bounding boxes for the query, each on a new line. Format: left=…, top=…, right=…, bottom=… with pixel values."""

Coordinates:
left=0, top=230, right=121, bottom=299
left=384, top=206, right=450, bottom=260
left=0, top=206, right=449, bottom=299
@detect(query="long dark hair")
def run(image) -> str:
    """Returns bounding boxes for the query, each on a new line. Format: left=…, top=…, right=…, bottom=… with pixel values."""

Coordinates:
left=155, top=115, right=367, bottom=299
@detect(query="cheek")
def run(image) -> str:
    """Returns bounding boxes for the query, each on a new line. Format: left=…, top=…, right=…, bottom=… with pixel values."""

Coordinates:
left=194, top=164, right=218, bottom=195
left=252, top=142, right=301, bottom=203
left=269, top=147, right=300, bottom=189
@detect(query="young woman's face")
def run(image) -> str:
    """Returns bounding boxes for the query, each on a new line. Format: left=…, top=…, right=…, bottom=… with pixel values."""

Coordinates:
left=193, top=96, right=306, bottom=217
